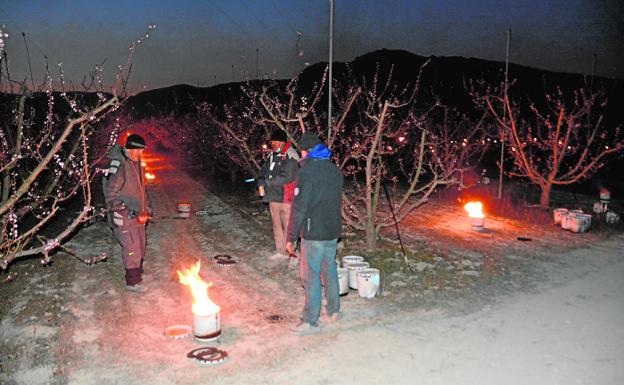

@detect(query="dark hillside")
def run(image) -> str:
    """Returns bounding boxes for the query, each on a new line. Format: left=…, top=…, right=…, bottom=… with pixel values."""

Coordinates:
left=121, top=49, right=623, bottom=126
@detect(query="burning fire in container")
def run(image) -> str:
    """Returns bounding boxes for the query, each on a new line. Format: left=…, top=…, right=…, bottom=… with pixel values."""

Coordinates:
left=177, top=261, right=221, bottom=341
left=464, top=201, right=485, bottom=231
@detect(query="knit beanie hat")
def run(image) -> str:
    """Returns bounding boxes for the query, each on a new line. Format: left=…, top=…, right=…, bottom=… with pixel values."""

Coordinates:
left=270, top=129, right=288, bottom=142
left=298, top=132, right=322, bottom=150
left=125, top=134, right=147, bottom=149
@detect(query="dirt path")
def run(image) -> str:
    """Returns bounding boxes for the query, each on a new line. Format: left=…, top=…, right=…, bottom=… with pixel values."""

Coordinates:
left=262, top=233, right=624, bottom=385
left=2, top=151, right=623, bottom=384
left=54, top=153, right=401, bottom=384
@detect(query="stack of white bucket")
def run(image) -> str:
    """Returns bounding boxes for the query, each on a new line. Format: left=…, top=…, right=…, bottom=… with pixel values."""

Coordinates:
left=337, top=255, right=380, bottom=298
left=553, top=208, right=592, bottom=233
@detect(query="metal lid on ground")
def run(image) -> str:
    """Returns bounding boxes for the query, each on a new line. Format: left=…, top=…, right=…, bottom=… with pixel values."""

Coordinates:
left=214, top=254, right=237, bottom=266
left=163, top=325, right=193, bottom=339
left=187, top=347, right=229, bottom=365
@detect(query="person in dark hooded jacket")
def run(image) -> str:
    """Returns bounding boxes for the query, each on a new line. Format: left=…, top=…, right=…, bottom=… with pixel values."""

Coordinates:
left=102, top=134, right=151, bottom=292
left=257, top=129, right=300, bottom=260
left=286, top=131, right=343, bottom=336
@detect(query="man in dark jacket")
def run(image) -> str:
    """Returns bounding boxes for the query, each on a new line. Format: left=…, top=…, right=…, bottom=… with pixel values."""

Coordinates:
left=286, top=132, right=343, bottom=336
left=257, top=129, right=300, bottom=260
left=102, top=134, right=150, bottom=293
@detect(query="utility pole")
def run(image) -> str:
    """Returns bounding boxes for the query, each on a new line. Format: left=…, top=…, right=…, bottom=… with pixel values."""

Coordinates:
left=256, top=48, right=259, bottom=79
left=214, top=75, right=217, bottom=86
left=588, top=53, right=597, bottom=125
left=498, top=28, right=511, bottom=200
left=232, top=64, right=235, bottom=82
left=328, top=0, right=334, bottom=141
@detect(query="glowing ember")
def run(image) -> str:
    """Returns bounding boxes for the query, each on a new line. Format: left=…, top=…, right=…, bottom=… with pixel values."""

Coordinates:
left=464, top=201, right=485, bottom=218
left=145, top=172, right=156, bottom=180
left=177, top=261, right=220, bottom=316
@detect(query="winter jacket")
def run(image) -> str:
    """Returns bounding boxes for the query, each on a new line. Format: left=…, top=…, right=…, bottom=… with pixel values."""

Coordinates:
left=287, top=144, right=343, bottom=242
left=257, top=143, right=300, bottom=203
left=102, top=144, right=150, bottom=227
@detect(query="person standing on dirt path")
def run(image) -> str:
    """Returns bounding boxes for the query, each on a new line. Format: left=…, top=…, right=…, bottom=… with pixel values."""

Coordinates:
left=102, top=133, right=151, bottom=293
left=286, top=131, right=343, bottom=336
left=257, top=129, right=300, bottom=261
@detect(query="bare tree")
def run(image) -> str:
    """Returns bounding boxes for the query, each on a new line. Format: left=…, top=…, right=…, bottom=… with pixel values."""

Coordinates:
left=200, top=62, right=488, bottom=251
left=195, top=71, right=328, bottom=179
left=476, top=84, right=624, bottom=207
left=333, top=63, right=488, bottom=250
left=0, top=25, right=155, bottom=269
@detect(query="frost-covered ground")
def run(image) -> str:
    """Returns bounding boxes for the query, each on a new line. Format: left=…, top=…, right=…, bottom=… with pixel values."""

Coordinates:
left=1, top=151, right=623, bottom=385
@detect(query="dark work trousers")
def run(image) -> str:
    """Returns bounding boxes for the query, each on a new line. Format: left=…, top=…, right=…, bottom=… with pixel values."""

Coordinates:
left=112, top=222, right=147, bottom=285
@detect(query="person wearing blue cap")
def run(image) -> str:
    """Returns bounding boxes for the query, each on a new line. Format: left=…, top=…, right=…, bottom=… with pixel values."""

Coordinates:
left=286, top=131, right=344, bottom=336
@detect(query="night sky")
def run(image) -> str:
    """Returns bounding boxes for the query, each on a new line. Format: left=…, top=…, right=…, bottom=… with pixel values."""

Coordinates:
left=1, top=0, right=622, bottom=92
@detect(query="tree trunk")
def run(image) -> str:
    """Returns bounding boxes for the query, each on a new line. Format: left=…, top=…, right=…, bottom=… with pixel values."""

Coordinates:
left=540, top=183, right=552, bottom=208
left=365, top=222, right=376, bottom=251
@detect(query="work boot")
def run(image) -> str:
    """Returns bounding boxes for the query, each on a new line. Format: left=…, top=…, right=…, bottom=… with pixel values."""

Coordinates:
left=291, top=322, right=321, bottom=336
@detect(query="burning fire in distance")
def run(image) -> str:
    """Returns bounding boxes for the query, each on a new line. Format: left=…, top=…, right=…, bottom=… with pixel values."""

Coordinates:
left=464, top=201, right=485, bottom=218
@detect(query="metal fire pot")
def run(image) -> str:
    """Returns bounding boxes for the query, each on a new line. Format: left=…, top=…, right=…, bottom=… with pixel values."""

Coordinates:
left=178, top=203, right=191, bottom=218
left=471, top=216, right=485, bottom=231
left=193, top=309, right=221, bottom=342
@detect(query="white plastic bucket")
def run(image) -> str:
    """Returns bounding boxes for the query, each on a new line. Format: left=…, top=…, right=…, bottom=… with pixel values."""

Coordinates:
left=560, top=212, right=573, bottom=230
left=606, top=211, right=620, bottom=224
left=553, top=208, right=568, bottom=224
left=357, top=268, right=380, bottom=298
left=347, top=262, right=370, bottom=289
left=342, top=255, right=365, bottom=268
left=337, top=267, right=349, bottom=295
left=569, top=213, right=592, bottom=233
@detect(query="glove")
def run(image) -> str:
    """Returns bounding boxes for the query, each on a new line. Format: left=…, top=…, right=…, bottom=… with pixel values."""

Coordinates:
left=112, top=210, right=124, bottom=226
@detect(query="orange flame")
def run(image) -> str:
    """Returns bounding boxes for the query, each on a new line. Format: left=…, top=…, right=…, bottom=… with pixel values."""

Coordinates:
left=464, top=201, right=485, bottom=218
left=145, top=172, right=156, bottom=180
left=177, top=261, right=220, bottom=316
